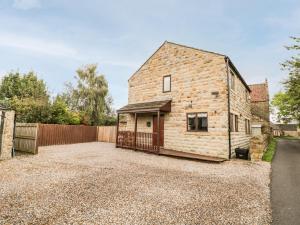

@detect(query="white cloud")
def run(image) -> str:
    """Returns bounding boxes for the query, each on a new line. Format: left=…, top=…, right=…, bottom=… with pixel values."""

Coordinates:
left=0, top=32, right=82, bottom=60
left=13, top=0, right=41, bottom=10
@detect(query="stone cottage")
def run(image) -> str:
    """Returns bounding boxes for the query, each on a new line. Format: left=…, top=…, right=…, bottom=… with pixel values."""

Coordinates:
left=116, top=41, right=251, bottom=161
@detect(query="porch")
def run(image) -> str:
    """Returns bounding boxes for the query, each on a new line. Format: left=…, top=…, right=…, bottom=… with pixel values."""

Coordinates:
left=116, top=100, right=171, bottom=153
left=116, top=100, right=226, bottom=162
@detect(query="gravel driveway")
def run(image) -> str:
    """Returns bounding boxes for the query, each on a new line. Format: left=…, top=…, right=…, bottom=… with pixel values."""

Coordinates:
left=0, top=142, right=271, bottom=225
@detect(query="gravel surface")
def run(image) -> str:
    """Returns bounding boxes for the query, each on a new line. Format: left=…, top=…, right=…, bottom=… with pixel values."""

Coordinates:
left=0, top=142, right=271, bottom=225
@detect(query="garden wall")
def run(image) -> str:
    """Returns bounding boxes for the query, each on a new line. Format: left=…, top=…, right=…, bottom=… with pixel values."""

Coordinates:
left=0, top=110, right=15, bottom=160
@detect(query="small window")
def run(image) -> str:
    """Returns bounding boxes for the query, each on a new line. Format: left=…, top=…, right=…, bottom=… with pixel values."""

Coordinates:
left=245, top=119, right=250, bottom=134
left=235, top=115, right=239, bottom=132
left=230, top=71, right=235, bottom=90
left=163, top=75, right=171, bottom=92
left=245, top=90, right=249, bottom=102
left=248, top=120, right=251, bottom=134
left=230, top=113, right=239, bottom=132
left=230, top=113, right=234, bottom=132
left=187, top=113, right=208, bottom=132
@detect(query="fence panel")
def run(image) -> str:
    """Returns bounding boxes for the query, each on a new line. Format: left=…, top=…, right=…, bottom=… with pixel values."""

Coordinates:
left=37, top=124, right=98, bottom=147
left=15, top=123, right=39, bottom=154
left=97, top=126, right=116, bottom=143
left=15, top=123, right=98, bottom=153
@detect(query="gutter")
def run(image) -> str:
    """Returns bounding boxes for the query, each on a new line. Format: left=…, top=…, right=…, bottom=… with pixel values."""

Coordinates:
left=225, top=57, right=231, bottom=159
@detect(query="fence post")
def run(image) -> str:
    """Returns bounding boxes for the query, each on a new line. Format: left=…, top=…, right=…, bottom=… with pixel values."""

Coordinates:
left=34, top=123, right=40, bottom=154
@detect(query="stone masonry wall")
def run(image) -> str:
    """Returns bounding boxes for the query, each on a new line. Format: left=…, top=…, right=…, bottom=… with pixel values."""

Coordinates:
left=229, top=69, right=252, bottom=157
left=124, top=42, right=251, bottom=159
left=0, top=110, right=15, bottom=160
left=250, top=134, right=268, bottom=161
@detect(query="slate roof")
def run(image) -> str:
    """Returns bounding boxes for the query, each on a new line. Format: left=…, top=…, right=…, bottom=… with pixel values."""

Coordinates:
left=117, top=100, right=171, bottom=113
left=249, top=82, right=269, bottom=102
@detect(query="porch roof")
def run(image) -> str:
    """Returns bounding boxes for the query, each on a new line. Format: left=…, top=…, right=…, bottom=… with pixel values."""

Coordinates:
left=117, top=100, right=171, bottom=113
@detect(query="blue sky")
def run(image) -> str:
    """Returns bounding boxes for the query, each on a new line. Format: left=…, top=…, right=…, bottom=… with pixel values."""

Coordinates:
left=0, top=0, right=299, bottom=109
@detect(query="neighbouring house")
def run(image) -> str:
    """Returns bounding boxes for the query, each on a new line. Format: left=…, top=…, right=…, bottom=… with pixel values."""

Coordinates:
left=248, top=81, right=271, bottom=136
left=249, top=81, right=270, bottom=122
left=276, top=124, right=299, bottom=137
left=271, top=123, right=282, bottom=137
left=116, top=41, right=252, bottom=161
left=248, top=81, right=271, bottom=160
left=0, top=107, right=15, bottom=161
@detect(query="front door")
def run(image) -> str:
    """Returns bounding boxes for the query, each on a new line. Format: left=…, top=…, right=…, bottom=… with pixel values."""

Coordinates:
left=153, top=115, right=164, bottom=147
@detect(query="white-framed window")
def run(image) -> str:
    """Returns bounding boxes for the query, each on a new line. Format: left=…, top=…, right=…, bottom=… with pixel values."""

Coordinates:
left=163, top=75, right=171, bottom=92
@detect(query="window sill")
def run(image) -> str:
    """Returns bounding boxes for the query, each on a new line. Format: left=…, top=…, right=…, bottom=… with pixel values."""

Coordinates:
left=185, top=131, right=209, bottom=136
left=187, top=130, right=208, bottom=132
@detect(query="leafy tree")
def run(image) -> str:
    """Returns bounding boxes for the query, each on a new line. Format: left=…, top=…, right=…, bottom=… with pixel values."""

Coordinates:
left=272, top=37, right=300, bottom=124
left=0, top=71, right=51, bottom=123
left=49, top=96, right=81, bottom=125
left=63, top=64, right=116, bottom=125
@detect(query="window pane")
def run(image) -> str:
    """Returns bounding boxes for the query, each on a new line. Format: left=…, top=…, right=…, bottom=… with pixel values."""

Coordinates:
left=198, top=117, right=208, bottom=131
left=163, top=76, right=171, bottom=92
left=230, top=72, right=235, bottom=90
left=235, top=115, right=238, bottom=132
left=230, top=113, right=234, bottom=132
left=187, top=114, right=196, bottom=130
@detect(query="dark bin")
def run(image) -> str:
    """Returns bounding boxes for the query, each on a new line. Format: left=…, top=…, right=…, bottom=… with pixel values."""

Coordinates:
left=235, top=148, right=249, bottom=160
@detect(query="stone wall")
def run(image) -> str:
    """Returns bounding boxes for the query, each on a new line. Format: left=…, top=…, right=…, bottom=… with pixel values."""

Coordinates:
left=229, top=69, right=252, bottom=157
left=124, top=42, right=251, bottom=159
left=250, top=134, right=268, bottom=161
left=0, top=110, right=15, bottom=161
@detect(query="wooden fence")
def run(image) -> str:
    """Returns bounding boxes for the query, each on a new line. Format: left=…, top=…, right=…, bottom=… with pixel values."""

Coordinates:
left=15, top=124, right=117, bottom=154
left=97, top=126, right=116, bottom=143
left=37, top=124, right=98, bottom=147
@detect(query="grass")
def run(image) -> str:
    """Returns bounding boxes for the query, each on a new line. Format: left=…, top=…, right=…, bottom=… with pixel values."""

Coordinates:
left=262, top=138, right=278, bottom=162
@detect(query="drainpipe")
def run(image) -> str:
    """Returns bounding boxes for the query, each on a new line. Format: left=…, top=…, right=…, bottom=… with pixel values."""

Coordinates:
left=225, top=57, right=232, bottom=159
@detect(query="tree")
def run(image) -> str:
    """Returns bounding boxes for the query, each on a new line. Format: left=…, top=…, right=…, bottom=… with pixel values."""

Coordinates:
left=272, top=37, right=300, bottom=124
left=0, top=71, right=51, bottom=123
left=49, top=96, right=81, bottom=125
left=63, top=64, right=115, bottom=125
